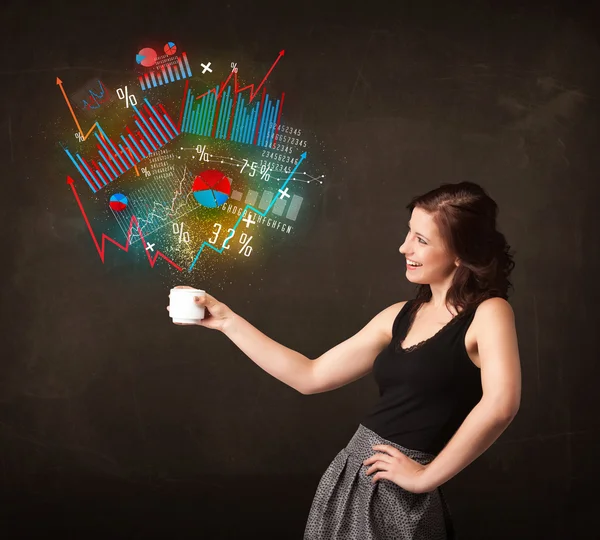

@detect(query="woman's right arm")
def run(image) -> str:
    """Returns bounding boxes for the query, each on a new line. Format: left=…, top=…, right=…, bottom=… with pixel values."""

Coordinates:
left=304, top=302, right=406, bottom=394
left=171, top=289, right=404, bottom=395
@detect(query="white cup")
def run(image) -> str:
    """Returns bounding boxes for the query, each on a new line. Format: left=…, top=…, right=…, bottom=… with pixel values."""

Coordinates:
left=169, top=288, right=206, bottom=324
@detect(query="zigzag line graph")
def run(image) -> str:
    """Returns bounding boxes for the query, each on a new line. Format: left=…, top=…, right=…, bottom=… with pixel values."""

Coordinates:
left=111, top=167, right=197, bottom=244
left=196, top=50, right=285, bottom=103
left=188, top=151, right=306, bottom=272
left=67, top=176, right=183, bottom=271
left=180, top=51, right=285, bottom=146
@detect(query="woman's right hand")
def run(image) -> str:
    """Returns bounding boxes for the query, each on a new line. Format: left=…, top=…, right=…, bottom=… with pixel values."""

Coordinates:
left=167, top=286, right=235, bottom=333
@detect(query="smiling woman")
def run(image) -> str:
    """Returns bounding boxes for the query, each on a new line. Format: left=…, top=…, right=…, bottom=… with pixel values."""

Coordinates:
left=169, top=181, right=521, bottom=540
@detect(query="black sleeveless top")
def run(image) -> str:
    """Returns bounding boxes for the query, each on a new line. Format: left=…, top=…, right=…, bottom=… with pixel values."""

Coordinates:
left=360, top=299, right=482, bottom=455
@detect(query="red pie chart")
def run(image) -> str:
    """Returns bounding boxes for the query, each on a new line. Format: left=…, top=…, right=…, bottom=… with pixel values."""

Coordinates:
left=164, top=42, right=177, bottom=55
left=192, top=170, right=232, bottom=208
left=136, top=47, right=157, bottom=67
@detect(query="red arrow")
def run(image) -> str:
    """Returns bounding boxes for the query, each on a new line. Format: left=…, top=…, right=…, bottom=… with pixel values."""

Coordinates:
left=66, top=176, right=183, bottom=271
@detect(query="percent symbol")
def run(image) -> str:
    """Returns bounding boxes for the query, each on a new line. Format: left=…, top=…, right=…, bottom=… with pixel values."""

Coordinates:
left=74, top=132, right=84, bottom=142
left=116, top=86, right=137, bottom=108
left=260, top=164, right=272, bottom=181
left=238, top=233, right=253, bottom=257
left=173, top=222, right=190, bottom=243
left=141, top=167, right=150, bottom=177
left=230, top=62, right=238, bottom=73
left=195, top=145, right=209, bottom=162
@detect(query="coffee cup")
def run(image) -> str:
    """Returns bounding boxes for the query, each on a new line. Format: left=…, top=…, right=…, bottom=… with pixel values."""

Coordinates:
left=169, top=288, right=206, bottom=324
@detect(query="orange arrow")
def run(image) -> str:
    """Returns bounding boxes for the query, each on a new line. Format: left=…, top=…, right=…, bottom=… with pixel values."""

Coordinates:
left=56, top=77, right=100, bottom=141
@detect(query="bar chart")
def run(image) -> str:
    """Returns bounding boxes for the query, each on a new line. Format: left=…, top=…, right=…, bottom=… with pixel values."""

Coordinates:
left=138, top=52, right=192, bottom=91
left=63, top=99, right=179, bottom=193
left=181, top=85, right=284, bottom=147
left=231, top=188, right=303, bottom=221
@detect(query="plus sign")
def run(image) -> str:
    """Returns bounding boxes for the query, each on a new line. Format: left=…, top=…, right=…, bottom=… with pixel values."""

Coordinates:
left=200, top=62, right=212, bottom=73
left=145, top=243, right=155, bottom=252
left=242, top=212, right=256, bottom=228
left=278, top=187, right=291, bottom=200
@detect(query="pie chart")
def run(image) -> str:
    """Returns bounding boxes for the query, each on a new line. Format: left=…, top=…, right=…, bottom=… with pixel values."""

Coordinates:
left=192, top=170, right=232, bottom=208
left=164, top=42, right=177, bottom=55
left=136, top=47, right=157, bottom=67
left=109, top=193, right=128, bottom=212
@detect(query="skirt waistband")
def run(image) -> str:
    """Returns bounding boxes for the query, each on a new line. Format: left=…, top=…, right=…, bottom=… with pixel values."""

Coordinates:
left=344, top=424, right=436, bottom=466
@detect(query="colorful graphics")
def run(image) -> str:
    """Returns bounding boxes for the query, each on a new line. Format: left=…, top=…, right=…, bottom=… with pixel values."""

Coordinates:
left=138, top=52, right=192, bottom=91
left=136, top=47, right=158, bottom=67
left=67, top=177, right=183, bottom=271
left=180, top=51, right=284, bottom=148
left=57, top=40, right=325, bottom=278
left=192, top=170, right=232, bottom=208
left=62, top=99, right=179, bottom=193
left=109, top=193, right=128, bottom=211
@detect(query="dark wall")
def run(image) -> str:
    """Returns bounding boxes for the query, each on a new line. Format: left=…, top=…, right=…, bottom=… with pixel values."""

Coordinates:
left=1, top=1, right=599, bottom=538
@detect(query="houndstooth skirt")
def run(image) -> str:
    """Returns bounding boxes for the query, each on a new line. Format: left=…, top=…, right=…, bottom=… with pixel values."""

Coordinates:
left=303, top=424, right=454, bottom=540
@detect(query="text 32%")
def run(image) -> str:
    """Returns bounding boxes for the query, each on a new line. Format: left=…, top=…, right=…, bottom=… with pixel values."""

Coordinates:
left=238, top=233, right=253, bottom=256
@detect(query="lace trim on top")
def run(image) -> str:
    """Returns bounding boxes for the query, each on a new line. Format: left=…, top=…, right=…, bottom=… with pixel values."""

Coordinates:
left=395, top=304, right=467, bottom=354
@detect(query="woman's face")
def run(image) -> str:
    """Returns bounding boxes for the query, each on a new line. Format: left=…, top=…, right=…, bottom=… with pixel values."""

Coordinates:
left=399, top=207, right=458, bottom=285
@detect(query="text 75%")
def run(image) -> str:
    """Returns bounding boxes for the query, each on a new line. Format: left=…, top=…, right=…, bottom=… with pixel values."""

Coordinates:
left=241, top=159, right=271, bottom=181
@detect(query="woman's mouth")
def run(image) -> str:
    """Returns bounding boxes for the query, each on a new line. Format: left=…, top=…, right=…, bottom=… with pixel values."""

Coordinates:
left=406, top=259, right=423, bottom=270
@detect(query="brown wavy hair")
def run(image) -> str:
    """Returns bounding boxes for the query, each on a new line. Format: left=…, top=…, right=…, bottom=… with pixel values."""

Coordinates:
left=406, top=181, right=516, bottom=318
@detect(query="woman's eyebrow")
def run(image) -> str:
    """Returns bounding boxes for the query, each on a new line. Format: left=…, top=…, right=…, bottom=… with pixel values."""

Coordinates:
left=407, top=222, right=429, bottom=241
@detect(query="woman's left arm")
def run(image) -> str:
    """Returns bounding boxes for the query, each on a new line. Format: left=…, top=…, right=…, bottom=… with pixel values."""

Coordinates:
left=415, top=297, right=522, bottom=492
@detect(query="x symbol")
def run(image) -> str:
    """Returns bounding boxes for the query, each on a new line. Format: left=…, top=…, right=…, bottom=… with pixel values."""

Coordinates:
left=145, top=243, right=155, bottom=252
left=201, top=62, right=213, bottom=73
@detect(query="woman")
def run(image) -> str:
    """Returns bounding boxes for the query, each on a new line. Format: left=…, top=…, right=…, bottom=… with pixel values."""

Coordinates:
left=168, top=181, right=522, bottom=539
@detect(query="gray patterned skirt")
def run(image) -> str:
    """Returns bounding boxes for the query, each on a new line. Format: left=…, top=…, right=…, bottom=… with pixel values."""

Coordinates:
left=304, top=424, right=454, bottom=540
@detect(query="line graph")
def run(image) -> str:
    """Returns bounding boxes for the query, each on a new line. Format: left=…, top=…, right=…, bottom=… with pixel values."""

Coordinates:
left=67, top=176, right=183, bottom=271
left=111, top=166, right=198, bottom=244
left=188, top=151, right=306, bottom=272
left=181, top=51, right=285, bottom=147
left=57, top=77, right=100, bottom=141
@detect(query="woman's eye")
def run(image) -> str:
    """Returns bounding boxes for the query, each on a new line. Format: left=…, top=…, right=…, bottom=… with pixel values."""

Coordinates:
left=418, top=238, right=427, bottom=244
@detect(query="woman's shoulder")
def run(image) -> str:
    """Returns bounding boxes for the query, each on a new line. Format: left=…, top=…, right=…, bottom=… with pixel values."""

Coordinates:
left=471, top=297, right=515, bottom=333
left=375, top=300, right=411, bottom=340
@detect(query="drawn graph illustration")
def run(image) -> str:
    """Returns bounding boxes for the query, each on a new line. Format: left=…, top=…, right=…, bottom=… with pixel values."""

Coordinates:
left=111, top=166, right=199, bottom=244
left=71, top=79, right=113, bottom=115
left=139, top=52, right=192, bottom=90
left=67, top=176, right=183, bottom=271
left=63, top=99, right=179, bottom=193
left=180, top=50, right=285, bottom=148
left=188, top=151, right=306, bottom=272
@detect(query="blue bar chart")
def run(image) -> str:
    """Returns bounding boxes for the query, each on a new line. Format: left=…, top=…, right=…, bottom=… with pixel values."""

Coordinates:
left=138, top=52, right=193, bottom=91
left=63, top=99, right=179, bottom=193
left=181, top=86, right=283, bottom=147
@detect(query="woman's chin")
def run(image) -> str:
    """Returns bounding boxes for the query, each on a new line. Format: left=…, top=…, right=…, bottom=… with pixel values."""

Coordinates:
left=404, top=272, right=424, bottom=284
